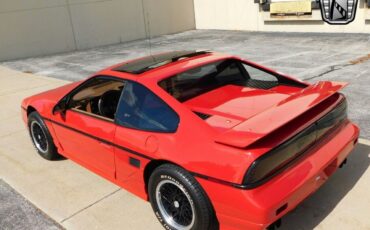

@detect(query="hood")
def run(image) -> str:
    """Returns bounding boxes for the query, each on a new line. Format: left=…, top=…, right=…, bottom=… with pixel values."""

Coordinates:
left=22, top=81, right=81, bottom=114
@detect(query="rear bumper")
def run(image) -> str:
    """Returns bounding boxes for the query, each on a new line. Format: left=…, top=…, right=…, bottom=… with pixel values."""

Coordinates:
left=198, top=121, right=359, bottom=230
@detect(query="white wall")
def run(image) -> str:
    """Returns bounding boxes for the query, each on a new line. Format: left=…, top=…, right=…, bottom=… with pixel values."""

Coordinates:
left=0, top=0, right=195, bottom=61
left=0, top=1, right=76, bottom=61
left=194, top=0, right=260, bottom=31
left=145, top=0, right=196, bottom=37
left=194, top=0, right=370, bottom=33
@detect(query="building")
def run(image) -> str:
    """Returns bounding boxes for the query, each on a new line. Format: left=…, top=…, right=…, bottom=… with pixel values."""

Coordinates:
left=1, top=0, right=369, bottom=61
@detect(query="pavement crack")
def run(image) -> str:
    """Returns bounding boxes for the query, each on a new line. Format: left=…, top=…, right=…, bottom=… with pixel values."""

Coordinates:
left=60, top=188, right=121, bottom=223
left=303, top=63, right=353, bottom=81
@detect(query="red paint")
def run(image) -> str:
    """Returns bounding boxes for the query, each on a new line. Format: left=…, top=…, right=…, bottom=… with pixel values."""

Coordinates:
left=214, top=81, right=348, bottom=148
left=53, top=110, right=116, bottom=179
left=21, top=52, right=359, bottom=229
left=184, top=84, right=291, bottom=121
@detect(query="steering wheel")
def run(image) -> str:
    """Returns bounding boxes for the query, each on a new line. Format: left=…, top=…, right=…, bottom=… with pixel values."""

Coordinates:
left=98, top=90, right=121, bottom=119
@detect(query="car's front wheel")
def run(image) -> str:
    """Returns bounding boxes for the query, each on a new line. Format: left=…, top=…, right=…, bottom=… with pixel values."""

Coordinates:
left=28, top=111, right=60, bottom=160
left=148, top=164, right=217, bottom=230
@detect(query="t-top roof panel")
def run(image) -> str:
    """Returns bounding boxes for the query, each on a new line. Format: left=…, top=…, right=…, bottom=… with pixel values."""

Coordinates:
left=112, top=50, right=210, bottom=74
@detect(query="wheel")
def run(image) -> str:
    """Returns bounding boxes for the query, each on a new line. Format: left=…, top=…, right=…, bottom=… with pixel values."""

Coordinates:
left=148, top=164, right=217, bottom=230
left=28, top=111, right=60, bottom=160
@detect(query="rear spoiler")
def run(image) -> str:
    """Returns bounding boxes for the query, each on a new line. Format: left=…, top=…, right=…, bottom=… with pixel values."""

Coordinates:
left=214, top=81, right=348, bottom=148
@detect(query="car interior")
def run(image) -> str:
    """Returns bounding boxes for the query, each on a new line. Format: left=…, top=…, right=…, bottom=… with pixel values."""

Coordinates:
left=69, top=79, right=125, bottom=120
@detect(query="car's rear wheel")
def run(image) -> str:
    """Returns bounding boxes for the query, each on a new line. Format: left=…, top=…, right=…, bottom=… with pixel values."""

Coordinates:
left=28, top=111, right=59, bottom=160
left=148, top=164, right=217, bottom=230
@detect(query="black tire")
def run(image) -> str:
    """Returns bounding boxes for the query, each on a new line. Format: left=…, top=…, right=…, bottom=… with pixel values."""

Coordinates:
left=28, top=111, right=59, bottom=160
left=148, top=164, right=218, bottom=230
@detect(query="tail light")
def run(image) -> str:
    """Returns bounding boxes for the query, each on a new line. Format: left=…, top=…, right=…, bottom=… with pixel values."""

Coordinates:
left=243, top=98, right=347, bottom=188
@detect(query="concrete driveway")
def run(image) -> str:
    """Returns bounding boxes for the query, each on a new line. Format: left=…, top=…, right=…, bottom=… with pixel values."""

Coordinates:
left=1, top=30, right=370, bottom=230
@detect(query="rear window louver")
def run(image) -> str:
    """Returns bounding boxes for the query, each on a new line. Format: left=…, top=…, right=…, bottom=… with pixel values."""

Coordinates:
left=193, top=111, right=212, bottom=120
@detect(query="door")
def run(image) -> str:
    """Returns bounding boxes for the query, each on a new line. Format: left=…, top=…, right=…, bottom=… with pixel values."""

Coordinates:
left=113, top=81, right=179, bottom=185
left=52, top=76, right=125, bottom=179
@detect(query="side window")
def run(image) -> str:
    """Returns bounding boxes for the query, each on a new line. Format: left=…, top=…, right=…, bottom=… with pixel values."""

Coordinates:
left=241, top=63, right=279, bottom=89
left=69, top=77, right=125, bottom=120
left=242, top=63, right=278, bottom=81
left=116, top=82, right=179, bottom=132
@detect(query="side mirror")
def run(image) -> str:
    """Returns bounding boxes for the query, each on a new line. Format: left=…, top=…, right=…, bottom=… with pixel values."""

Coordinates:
left=53, top=99, right=67, bottom=116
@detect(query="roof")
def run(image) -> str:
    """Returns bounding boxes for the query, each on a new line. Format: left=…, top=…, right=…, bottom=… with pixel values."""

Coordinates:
left=99, top=51, right=235, bottom=83
left=112, top=50, right=211, bottom=74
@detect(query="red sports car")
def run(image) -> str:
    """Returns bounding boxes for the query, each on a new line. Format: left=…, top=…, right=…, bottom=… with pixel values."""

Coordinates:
left=21, top=51, right=359, bottom=230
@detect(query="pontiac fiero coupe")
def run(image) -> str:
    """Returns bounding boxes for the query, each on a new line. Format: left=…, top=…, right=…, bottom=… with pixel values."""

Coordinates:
left=21, top=51, right=359, bottom=230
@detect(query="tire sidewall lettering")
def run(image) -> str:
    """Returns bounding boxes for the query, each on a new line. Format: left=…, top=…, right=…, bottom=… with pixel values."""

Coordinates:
left=149, top=165, right=213, bottom=230
left=160, top=174, right=194, bottom=206
left=153, top=174, right=195, bottom=229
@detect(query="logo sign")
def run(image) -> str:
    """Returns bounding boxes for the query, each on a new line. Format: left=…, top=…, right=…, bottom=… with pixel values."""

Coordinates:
left=319, top=0, right=358, bottom=24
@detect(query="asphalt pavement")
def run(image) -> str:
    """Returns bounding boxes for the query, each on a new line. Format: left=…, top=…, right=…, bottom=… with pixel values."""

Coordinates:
left=0, top=179, right=62, bottom=230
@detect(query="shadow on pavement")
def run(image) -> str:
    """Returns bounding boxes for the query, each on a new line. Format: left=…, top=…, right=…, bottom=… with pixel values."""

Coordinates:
left=280, top=143, right=370, bottom=230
